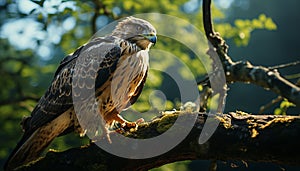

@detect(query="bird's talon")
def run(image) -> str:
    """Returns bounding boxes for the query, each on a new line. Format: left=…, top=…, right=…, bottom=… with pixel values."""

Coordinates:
left=123, top=121, right=137, bottom=130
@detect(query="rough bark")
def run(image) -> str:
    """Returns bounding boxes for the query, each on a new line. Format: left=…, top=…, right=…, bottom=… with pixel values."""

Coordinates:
left=14, top=1, right=300, bottom=170
left=202, top=0, right=300, bottom=106
left=18, top=111, right=300, bottom=171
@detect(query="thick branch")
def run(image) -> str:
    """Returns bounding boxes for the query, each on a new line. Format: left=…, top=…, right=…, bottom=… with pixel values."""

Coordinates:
left=226, top=61, right=300, bottom=106
left=202, top=0, right=300, bottom=106
left=18, top=111, right=300, bottom=171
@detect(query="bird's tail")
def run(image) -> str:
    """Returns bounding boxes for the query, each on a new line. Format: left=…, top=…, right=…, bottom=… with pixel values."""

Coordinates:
left=4, top=112, right=73, bottom=170
left=4, top=127, right=54, bottom=171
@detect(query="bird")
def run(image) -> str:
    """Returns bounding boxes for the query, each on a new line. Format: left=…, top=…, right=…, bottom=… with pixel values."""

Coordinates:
left=4, top=16, right=157, bottom=170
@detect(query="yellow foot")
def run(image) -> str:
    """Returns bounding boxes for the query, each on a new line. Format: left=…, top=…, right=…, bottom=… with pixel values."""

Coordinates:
left=122, top=118, right=144, bottom=129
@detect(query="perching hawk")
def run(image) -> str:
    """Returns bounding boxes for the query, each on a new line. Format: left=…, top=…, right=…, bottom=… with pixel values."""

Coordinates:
left=5, top=17, right=157, bottom=170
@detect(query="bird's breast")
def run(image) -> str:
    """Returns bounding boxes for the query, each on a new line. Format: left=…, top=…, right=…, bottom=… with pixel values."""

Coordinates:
left=111, top=50, right=149, bottom=108
left=96, top=50, right=149, bottom=115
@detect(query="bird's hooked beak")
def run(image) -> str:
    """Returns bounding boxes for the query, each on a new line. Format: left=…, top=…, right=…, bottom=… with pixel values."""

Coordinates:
left=143, top=33, right=157, bottom=46
left=127, top=33, right=157, bottom=50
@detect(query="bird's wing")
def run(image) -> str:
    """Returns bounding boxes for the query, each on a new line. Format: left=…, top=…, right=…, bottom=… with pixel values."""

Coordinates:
left=23, top=36, right=122, bottom=134
left=4, top=36, right=125, bottom=170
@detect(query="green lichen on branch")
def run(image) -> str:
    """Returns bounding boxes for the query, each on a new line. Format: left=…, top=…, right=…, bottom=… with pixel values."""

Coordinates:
left=17, top=111, right=300, bottom=171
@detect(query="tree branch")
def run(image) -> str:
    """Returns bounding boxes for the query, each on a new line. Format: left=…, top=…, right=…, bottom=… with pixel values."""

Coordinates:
left=268, top=61, right=300, bottom=70
left=18, top=111, right=300, bottom=171
left=11, top=2, right=300, bottom=171
left=202, top=0, right=300, bottom=106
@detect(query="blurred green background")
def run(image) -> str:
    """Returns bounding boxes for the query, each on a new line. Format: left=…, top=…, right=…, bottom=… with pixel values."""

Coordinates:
left=0, top=0, right=299, bottom=170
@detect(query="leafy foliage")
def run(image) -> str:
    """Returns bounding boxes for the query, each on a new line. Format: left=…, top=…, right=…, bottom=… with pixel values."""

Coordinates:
left=215, top=14, right=277, bottom=46
left=0, top=0, right=279, bottom=170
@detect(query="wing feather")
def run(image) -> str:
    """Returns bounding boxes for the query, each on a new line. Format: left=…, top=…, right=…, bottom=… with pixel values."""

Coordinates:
left=5, top=36, right=124, bottom=170
left=24, top=36, right=122, bottom=133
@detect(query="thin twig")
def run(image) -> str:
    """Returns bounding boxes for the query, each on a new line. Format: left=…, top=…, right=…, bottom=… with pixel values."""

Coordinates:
left=259, top=96, right=283, bottom=114
left=284, top=73, right=300, bottom=80
left=269, top=61, right=300, bottom=70
left=202, top=0, right=300, bottom=107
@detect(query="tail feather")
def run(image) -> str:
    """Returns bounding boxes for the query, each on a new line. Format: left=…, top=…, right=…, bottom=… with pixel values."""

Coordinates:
left=4, top=112, right=72, bottom=170
left=4, top=127, right=55, bottom=170
left=4, top=131, right=31, bottom=171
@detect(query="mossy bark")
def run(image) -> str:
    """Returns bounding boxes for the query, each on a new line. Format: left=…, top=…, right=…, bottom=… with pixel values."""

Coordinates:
left=18, top=111, right=300, bottom=171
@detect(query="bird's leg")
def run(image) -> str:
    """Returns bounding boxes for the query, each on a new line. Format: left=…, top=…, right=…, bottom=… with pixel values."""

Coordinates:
left=90, top=125, right=112, bottom=144
left=106, top=113, right=137, bottom=129
left=103, top=108, right=145, bottom=132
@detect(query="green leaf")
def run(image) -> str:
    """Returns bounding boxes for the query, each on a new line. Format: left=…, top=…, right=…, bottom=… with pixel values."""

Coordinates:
left=274, top=99, right=295, bottom=115
left=280, top=99, right=296, bottom=109
left=265, top=18, right=277, bottom=30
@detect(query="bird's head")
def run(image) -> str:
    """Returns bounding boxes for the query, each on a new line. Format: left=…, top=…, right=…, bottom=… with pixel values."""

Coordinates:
left=111, top=17, right=157, bottom=50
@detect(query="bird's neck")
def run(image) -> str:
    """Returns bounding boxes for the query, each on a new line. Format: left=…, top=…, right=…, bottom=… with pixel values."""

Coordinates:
left=120, top=40, right=143, bottom=55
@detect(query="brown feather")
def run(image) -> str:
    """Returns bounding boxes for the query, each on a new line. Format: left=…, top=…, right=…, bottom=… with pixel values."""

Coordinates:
left=4, top=17, right=156, bottom=170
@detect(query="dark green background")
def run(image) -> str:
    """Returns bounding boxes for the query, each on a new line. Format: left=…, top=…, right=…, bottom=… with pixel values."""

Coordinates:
left=0, top=0, right=299, bottom=170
